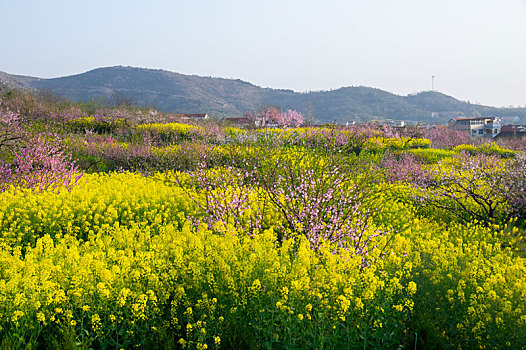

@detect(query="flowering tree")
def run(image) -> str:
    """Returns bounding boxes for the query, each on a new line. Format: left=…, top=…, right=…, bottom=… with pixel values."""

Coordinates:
left=0, top=135, right=84, bottom=193
left=245, top=106, right=279, bottom=127
left=381, top=152, right=431, bottom=184
left=173, top=144, right=385, bottom=258
left=252, top=148, right=385, bottom=255
left=0, top=109, right=23, bottom=152
left=246, top=106, right=303, bottom=128
left=504, top=152, right=526, bottom=220
left=273, top=109, right=304, bottom=128
left=173, top=162, right=264, bottom=235
left=411, top=152, right=526, bottom=227
left=424, top=126, right=473, bottom=149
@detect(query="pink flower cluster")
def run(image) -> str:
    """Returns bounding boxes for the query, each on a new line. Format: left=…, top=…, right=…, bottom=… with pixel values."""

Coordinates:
left=246, top=106, right=304, bottom=128
left=424, top=126, right=472, bottom=149
left=0, top=135, right=84, bottom=193
left=381, top=153, right=431, bottom=185
left=177, top=163, right=262, bottom=235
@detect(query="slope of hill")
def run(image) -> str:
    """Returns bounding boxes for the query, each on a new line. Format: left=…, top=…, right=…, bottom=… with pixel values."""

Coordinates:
left=0, top=71, right=38, bottom=90
left=1, top=66, right=525, bottom=124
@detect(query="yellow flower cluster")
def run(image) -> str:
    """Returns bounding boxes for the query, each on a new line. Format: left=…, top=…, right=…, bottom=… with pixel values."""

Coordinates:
left=0, top=172, right=192, bottom=248
left=0, top=163, right=524, bottom=348
left=136, top=122, right=203, bottom=141
left=365, top=136, right=431, bottom=152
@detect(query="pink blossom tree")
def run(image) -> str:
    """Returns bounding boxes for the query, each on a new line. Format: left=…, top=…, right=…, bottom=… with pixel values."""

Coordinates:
left=424, top=126, right=473, bottom=149
left=0, top=108, right=23, bottom=152
left=504, top=152, right=526, bottom=220
left=411, top=152, right=526, bottom=227
left=274, top=109, right=304, bottom=128
left=246, top=106, right=303, bottom=128
left=251, top=148, right=385, bottom=256
left=381, top=152, right=431, bottom=184
left=0, top=135, right=84, bottom=193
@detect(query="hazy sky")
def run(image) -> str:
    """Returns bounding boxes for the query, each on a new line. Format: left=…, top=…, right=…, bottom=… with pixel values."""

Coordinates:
left=1, top=0, right=526, bottom=107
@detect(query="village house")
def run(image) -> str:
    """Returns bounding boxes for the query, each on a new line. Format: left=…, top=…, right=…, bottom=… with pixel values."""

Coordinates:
left=254, top=119, right=279, bottom=128
left=448, top=116, right=502, bottom=138
left=497, top=124, right=526, bottom=138
left=224, top=116, right=254, bottom=127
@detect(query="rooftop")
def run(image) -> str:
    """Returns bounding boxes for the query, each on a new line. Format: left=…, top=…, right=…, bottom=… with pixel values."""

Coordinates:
left=451, top=116, right=498, bottom=121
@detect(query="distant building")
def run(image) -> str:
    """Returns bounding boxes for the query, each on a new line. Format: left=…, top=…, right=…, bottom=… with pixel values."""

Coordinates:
left=448, top=116, right=502, bottom=138
left=175, top=113, right=209, bottom=121
left=224, top=116, right=254, bottom=127
left=497, top=124, right=526, bottom=138
left=415, top=123, right=432, bottom=129
left=254, top=119, right=279, bottom=128
left=386, top=120, right=406, bottom=128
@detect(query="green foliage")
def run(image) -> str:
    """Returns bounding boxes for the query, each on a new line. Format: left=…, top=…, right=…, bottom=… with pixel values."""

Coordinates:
left=65, top=116, right=127, bottom=134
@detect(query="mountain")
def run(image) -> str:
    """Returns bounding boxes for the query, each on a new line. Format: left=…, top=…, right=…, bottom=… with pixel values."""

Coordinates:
left=1, top=66, right=525, bottom=124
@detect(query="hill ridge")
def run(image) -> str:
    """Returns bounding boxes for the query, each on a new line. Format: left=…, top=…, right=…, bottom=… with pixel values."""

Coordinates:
left=1, top=66, right=525, bottom=124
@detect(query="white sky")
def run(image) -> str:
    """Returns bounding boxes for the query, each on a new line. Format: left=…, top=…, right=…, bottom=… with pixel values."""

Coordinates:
left=1, top=0, right=526, bottom=107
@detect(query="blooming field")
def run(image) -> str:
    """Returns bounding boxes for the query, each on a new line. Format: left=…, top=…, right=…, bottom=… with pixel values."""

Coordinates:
left=0, top=91, right=525, bottom=349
